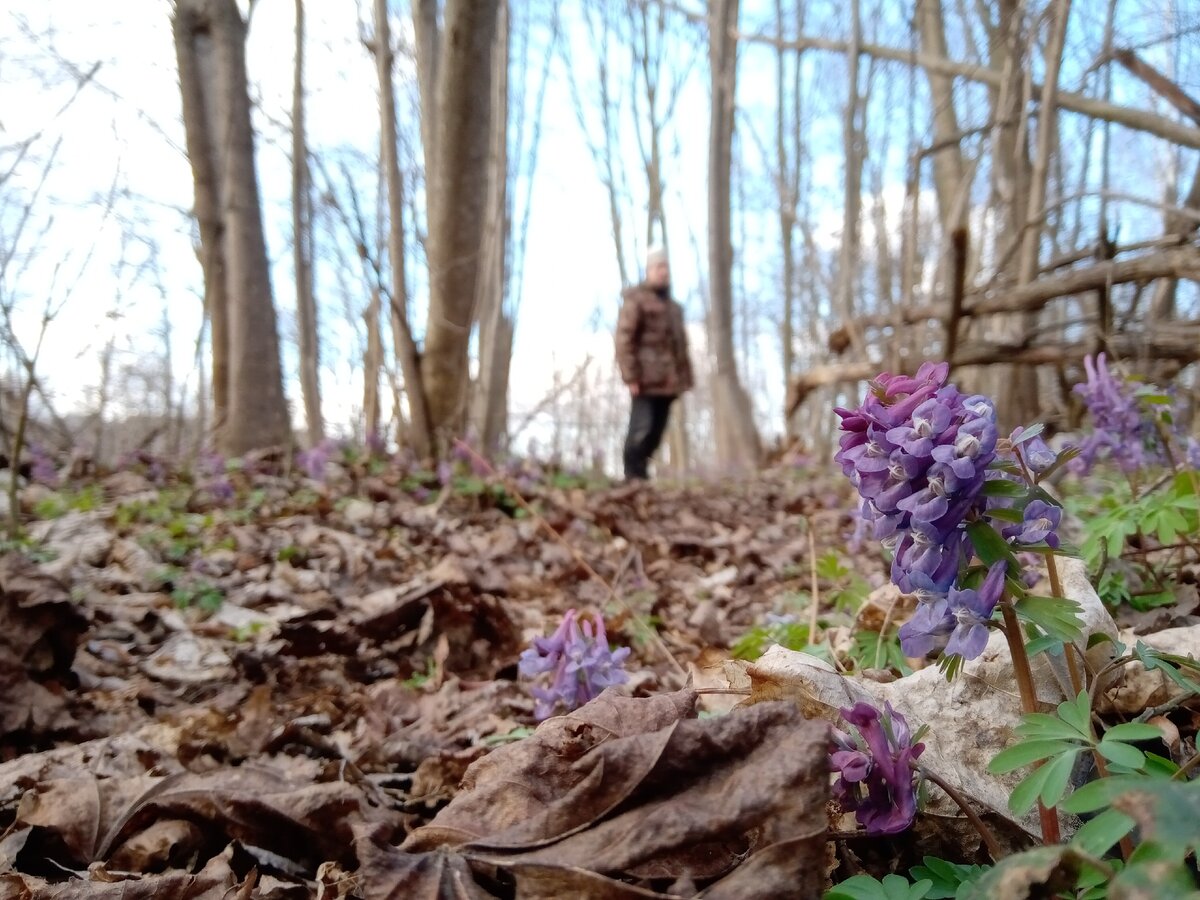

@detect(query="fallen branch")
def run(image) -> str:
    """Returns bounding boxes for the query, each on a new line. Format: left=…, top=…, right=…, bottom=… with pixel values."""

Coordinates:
left=786, top=329, right=1200, bottom=416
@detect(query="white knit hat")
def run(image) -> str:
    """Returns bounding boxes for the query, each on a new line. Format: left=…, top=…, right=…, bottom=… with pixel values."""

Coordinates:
left=646, top=245, right=668, bottom=268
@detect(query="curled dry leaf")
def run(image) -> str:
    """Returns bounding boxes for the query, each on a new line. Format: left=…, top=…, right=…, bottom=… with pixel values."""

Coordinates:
left=355, top=688, right=828, bottom=897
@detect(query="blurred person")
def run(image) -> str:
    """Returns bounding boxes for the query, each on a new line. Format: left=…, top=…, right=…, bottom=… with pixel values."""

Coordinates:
left=614, top=246, right=694, bottom=481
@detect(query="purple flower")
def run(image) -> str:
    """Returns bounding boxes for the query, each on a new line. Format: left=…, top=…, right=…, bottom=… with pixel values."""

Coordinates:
left=897, top=597, right=953, bottom=657
left=28, top=444, right=59, bottom=487
left=830, top=701, right=925, bottom=835
left=519, top=609, right=631, bottom=720
left=836, top=363, right=1000, bottom=600
left=298, top=440, right=336, bottom=482
left=1004, top=499, right=1061, bottom=548
left=1071, top=353, right=1160, bottom=473
left=1009, top=428, right=1058, bottom=475
left=943, top=561, right=1007, bottom=659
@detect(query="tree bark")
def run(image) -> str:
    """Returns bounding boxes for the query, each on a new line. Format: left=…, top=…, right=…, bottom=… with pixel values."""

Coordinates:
left=374, top=0, right=432, bottom=457
left=173, top=0, right=291, bottom=456
left=915, top=0, right=966, bottom=231
left=471, top=0, right=512, bottom=457
left=707, top=0, right=760, bottom=470
left=420, top=0, right=500, bottom=440
left=292, top=0, right=323, bottom=447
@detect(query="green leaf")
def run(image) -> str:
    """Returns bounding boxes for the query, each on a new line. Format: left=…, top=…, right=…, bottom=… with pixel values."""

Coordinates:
left=982, top=479, right=1028, bottom=498
left=989, top=740, right=1081, bottom=774
left=1011, top=423, right=1046, bottom=443
left=958, top=847, right=1078, bottom=900
left=824, top=874, right=932, bottom=900
left=1038, top=748, right=1081, bottom=808
left=1024, top=636, right=1064, bottom=660
left=1070, top=806, right=1137, bottom=856
left=1008, top=763, right=1053, bottom=816
left=1062, top=775, right=1145, bottom=814
left=1015, top=594, right=1085, bottom=643
left=1101, top=722, right=1165, bottom=743
left=1108, top=858, right=1200, bottom=897
left=1055, top=691, right=1094, bottom=738
left=965, top=521, right=1016, bottom=568
left=1014, top=712, right=1091, bottom=742
left=1112, top=779, right=1200, bottom=855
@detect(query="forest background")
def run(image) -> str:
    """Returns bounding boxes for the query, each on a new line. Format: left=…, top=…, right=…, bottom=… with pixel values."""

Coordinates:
left=2, top=0, right=1198, bottom=475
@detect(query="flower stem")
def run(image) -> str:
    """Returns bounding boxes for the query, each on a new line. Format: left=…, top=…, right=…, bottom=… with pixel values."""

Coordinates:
left=1000, top=598, right=1062, bottom=844
left=916, top=763, right=1005, bottom=862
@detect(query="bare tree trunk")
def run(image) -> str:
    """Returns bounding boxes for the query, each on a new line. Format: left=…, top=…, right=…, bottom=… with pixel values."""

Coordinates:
left=916, top=0, right=967, bottom=231
left=374, top=0, right=432, bottom=457
left=292, top=0, right=323, bottom=447
left=420, top=0, right=500, bottom=441
left=1016, top=0, right=1071, bottom=285
left=413, top=0, right=440, bottom=194
left=835, top=0, right=868, bottom=360
left=363, top=282, right=383, bottom=437
left=173, top=0, right=291, bottom=456
left=708, top=0, right=760, bottom=470
left=471, top=0, right=511, bottom=456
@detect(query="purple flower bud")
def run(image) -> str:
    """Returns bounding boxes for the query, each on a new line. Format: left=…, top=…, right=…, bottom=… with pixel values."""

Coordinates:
left=830, top=701, right=925, bottom=835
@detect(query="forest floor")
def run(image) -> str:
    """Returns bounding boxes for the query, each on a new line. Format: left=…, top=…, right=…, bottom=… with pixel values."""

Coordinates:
left=0, top=450, right=1196, bottom=898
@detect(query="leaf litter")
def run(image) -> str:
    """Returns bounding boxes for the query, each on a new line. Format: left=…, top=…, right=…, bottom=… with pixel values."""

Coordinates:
left=0, top=453, right=1195, bottom=897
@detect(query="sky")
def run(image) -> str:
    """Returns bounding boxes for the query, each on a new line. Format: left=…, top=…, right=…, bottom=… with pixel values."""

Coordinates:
left=1, top=0, right=1196, bottom=466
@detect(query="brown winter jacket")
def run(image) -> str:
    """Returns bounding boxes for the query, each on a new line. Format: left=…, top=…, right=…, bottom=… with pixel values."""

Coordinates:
left=615, top=284, right=694, bottom=397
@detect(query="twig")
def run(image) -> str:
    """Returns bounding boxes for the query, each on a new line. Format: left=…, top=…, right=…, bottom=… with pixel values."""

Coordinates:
left=453, top=439, right=688, bottom=683
left=807, top=522, right=821, bottom=642
left=916, top=763, right=1006, bottom=862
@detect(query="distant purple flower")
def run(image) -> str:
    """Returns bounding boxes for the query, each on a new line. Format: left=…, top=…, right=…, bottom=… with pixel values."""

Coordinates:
left=205, top=477, right=235, bottom=504
left=1071, top=353, right=1160, bottom=473
left=436, top=459, right=454, bottom=486
left=519, top=609, right=631, bottom=720
left=365, top=430, right=387, bottom=457
left=28, top=444, right=59, bottom=487
left=298, top=440, right=337, bottom=481
left=831, top=701, right=925, bottom=835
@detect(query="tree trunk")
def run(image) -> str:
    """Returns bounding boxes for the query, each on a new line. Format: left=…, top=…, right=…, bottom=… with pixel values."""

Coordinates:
left=292, top=0, right=324, bottom=447
left=173, top=0, right=291, bottom=456
left=420, top=0, right=500, bottom=440
left=363, top=282, right=383, bottom=438
left=707, top=0, right=760, bottom=470
left=374, top=0, right=433, bottom=457
left=413, top=0, right=440, bottom=195
left=835, top=0, right=867, bottom=360
left=915, top=0, right=967, bottom=231
left=471, top=0, right=512, bottom=456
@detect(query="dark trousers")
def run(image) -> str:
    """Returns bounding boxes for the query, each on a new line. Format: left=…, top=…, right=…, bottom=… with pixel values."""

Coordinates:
left=623, top=395, right=674, bottom=480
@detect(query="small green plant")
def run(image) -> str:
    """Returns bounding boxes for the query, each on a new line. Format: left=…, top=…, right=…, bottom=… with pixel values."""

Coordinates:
left=171, top=580, right=224, bottom=614
left=818, top=551, right=872, bottom=610
left=825, top=873, right=932, bottom=900
left=730, top=613, right=811, bottom=661
left=230, top=621, right=266, bottom=642
left=402, top=658, right=437, bottom=690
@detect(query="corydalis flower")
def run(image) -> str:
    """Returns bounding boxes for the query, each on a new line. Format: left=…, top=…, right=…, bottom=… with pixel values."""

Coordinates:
left=831, top=701, right=925, bottom=835
left=835, top=363, right=998, bottom=596
left=519, top=609, right=631, bottom=720
left=1071, top=353, right=1161, bottom=473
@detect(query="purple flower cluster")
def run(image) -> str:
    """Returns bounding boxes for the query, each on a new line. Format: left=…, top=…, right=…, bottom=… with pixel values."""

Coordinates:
left=197, top=450, right=234, bottom=504
left=835, top=362, right=997, bottom=589
left=836, top=363, right=1068, bottom=661
left=27, top=444, right=59, bottom=487
left=1071, top=353, right=1166, bottom=473
left=831, top=701, right=925, bottom=835
left=518, top=608, right=631, bottom=720
left=297, top=439, right=337, bottom=481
